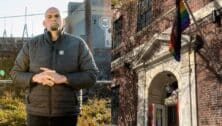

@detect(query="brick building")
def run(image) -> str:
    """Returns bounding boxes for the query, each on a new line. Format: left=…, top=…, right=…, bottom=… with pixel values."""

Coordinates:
left=111, top=0, right=222, bottom=126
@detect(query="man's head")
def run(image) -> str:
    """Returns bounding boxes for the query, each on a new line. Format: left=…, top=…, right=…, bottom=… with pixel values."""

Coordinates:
left=43, top=7, right=62, bottom=32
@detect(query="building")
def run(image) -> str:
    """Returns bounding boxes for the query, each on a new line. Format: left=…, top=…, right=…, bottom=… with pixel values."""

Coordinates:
left=66, top=0, right=112, bottom=80
left=111, top=0, right=222, bottom=126
left=0, top=37, right=27, bottom=56
left=0, top=37, right=28, bottom=79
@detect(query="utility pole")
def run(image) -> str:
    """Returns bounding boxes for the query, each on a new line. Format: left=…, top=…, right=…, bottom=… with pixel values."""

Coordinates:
left=85, top=0, right=93, bottom=53
left=22, top=7, right=29, bottom=40
left=78, top=0, right=93, bottom=114
left=3, top=17, right=7, bottom=38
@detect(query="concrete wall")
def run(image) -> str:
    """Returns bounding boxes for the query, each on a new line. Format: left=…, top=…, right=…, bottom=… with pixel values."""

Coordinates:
left=67, top=0, right=112, bottom=49
left=67, top=0, right=112, bottom=80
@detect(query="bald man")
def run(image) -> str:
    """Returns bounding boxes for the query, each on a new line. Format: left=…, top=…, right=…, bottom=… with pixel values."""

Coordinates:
left=11, top=7, right=98, bottom=126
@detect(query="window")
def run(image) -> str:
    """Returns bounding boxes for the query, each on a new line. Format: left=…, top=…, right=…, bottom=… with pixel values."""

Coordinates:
left=111, top=86, right=120, bottom=125
left=112, top=17, right=122, bottom=49
left=137, top=0, right=152, bottom=31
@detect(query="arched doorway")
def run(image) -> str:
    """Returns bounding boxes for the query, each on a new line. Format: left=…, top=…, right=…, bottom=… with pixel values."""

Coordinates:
left=148, top=71, right=179, bottom=126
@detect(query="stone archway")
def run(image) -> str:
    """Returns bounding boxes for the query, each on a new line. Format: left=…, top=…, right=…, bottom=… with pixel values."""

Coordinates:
left=148, top=71, right=179, bottom=126
left=136, top=53, right=198, bottom=126
left=134, top=33, right=197, bottom=126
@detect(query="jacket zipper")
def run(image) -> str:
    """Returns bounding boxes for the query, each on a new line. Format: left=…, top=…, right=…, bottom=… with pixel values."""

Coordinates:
left=49, top=44, right=56, bottom=116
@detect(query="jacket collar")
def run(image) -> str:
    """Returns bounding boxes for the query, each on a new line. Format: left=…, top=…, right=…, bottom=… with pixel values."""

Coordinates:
left=43, top=29, right=64, bottom=44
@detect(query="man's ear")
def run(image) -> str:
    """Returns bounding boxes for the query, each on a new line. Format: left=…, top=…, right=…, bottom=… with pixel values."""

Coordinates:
left=43, top=20, right=46, bottom=27
left=61, top=18, right=65, bottom=29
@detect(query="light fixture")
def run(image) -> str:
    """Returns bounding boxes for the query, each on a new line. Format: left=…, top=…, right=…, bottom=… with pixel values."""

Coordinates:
left=165, top=84, right=173, bottom=93
left=212, top=9, right=222, bottom=27
left=192, top=34, right=204, bottom=51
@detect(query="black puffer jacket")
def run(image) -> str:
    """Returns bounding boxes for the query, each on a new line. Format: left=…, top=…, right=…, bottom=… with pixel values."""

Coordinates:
left=10, top=30, right=98, bottom=117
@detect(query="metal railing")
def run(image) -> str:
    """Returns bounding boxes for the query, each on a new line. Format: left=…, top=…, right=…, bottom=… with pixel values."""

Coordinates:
left=0, top=80, right=112, bottom=88
left=0, top=80, right=12, bottom=84
left=0, top=80, right=111, bottom=85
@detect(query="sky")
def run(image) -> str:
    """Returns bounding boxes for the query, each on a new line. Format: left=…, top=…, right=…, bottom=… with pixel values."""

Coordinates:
left=0, top=0, right=84, bottom=37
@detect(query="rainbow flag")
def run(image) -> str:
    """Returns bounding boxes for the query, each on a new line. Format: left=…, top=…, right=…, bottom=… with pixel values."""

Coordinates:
left=169, top=0, right=190, bottom=61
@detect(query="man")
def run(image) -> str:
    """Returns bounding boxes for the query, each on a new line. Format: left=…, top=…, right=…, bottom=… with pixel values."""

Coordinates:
left=10, top=7, right=98, bottom=126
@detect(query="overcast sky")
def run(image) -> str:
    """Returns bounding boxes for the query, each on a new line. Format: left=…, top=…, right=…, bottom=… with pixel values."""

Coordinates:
left=0, top=0, right=84, bottom=37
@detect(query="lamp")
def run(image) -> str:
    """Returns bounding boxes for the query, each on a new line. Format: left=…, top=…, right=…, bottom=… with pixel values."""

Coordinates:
left=192, top=34, right=204, bottom=51
left=212, top=9, right=221, bottom=26
left=165, top=84, right=173, bottom=93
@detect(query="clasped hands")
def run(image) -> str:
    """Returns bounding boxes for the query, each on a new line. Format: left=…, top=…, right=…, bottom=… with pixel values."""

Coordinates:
left=32, top=67, right=68, bottom=86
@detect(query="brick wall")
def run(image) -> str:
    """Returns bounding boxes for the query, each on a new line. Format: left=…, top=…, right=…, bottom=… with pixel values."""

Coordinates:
left=196, top=17, right=222, bottom=126
left=112, top=0, right=212, bottom=58
left=112, top=0, right=222, bottom=125
left=112, top=65, right=138, bottom=125
left=111, top=0, right=178, bottom=125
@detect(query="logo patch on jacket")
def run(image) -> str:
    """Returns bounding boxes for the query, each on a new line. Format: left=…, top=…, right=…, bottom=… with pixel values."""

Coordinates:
left=59, top=50, right=64, bottom=55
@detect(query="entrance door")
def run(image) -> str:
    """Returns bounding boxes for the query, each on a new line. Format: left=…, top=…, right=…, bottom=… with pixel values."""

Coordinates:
left=167, top=105, right=178, bottom=126
left=150, top=104, right=166, bottom=126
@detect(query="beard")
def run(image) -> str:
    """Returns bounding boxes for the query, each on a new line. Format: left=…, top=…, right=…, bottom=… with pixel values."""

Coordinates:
left=50, top=23, right=60, bottom=31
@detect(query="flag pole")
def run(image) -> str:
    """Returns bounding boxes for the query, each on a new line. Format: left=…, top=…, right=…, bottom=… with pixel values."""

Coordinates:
left=183, top=0, right=221, bottom=73
left=183, top=0, right=210, bottom=47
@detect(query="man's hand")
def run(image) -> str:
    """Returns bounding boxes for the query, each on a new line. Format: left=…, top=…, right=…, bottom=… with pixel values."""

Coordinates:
left=32, top=70, right=55, bottom=86
left=40, top=67, right=68, bottom=85
left=32, top=67, right=68, bottom=86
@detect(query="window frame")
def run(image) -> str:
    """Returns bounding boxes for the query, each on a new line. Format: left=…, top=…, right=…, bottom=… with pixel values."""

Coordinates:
left=112, top=16, right=123, bottom=49
left=137, top=0, right=152, bottom=31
